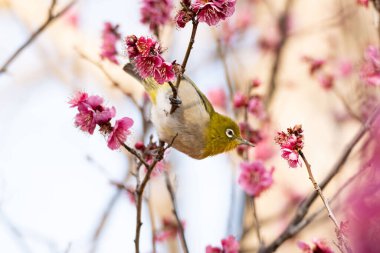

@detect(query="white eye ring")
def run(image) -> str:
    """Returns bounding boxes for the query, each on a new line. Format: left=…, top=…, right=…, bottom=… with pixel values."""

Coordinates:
left=226, top=128, right=234, bottom=138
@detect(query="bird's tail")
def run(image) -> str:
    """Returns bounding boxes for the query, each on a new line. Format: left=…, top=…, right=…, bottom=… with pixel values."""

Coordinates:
left=123, top=63, right=160, bottom=104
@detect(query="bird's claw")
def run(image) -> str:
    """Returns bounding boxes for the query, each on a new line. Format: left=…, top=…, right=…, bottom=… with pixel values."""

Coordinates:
left=169, top=96, right=182, bottom=105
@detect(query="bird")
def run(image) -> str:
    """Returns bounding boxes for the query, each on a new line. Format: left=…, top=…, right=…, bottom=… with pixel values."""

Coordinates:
left=124, top=64, right=254, bottom=159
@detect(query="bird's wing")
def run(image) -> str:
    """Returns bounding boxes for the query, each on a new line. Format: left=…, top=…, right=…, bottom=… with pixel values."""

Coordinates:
left=183, top=75, right=215, bottom=116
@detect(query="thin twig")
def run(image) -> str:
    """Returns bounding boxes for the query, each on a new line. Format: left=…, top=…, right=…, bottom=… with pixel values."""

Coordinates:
left=0, top=0, right=77, bottom=74
left=260, top=106, right=380, bottom=253
left=147, top=193, right=157, bottom=253
left=251, top=198, right=264, bottom=248
left=265, top=0, right=294, bottom=107
left=170, top=18, right=199, bottom=114
left=164, top=171, right=189, bottom=253
left=133, top=135, right=177, bottom=253
left=298, top=151, right=340, bottom=228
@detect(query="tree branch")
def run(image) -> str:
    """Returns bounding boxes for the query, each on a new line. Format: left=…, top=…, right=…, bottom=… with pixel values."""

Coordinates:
left=164, top=171, right=189, bottom=253
left=0, top=0, right=77, bottom=74
left=260, top=106, right=379, bottom=253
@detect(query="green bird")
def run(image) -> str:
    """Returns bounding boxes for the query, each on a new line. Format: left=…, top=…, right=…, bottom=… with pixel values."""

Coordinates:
left=125, top=65, right=254, bottom=159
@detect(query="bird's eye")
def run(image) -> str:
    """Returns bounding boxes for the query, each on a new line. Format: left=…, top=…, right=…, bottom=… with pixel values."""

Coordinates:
left=226, top=128, right=235, bottom=138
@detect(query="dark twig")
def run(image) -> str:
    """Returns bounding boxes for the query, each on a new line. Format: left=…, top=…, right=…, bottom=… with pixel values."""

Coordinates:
left=0, top=0, right=77, bottom=74
left=265, top=0, right=294, bottom=107
left=170, top=19, right=199, bottom=114
left=133, top=135, right=177, bottom=253
left=260, top=107, right=379, bottom=253
left=164, top=171, right=189, bottom=253
left=251, top=198, right=264, bottom=249
left=298, top=151, right=340, bottom=228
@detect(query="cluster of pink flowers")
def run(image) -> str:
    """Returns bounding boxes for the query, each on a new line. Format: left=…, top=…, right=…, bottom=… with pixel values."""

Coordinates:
left=175, top=0, right=237, bottom=28
left=155, top=217, right=185, bottom=242
left=233, top=80, right=266, bottom=119
left=206, top=235, right=239, bottom=253
left=297, top=239, right=334, bottom=253
left=100, top=22, right=121, bottom=64
left=238, top=161, right=274, bottom=197
left=69, top=91, right=133, bottom=150
left=302, top=56, right=354, bottom=90
left=125, top=35, right=175, bottom=84
left=140, top=0, right=173, bottom=31
left=360, top=45, right=380, bottom=86
left=274, top=125, right=304, bottom=168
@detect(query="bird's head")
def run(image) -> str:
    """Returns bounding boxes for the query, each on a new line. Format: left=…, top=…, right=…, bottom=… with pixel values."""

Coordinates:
left=203, top=112, right=254, bottom=157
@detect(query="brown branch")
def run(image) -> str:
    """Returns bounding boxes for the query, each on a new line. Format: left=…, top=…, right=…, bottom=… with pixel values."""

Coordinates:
left=0, top=0, right=77, bottom=74
left=265, top=0, right=294, bottom=107
left=133, top=135, right=177, bottom=253
left=251, top=198, right=264, bottom=249
left=170, top=18, right=199, bottom=114
left=164, top=171, right=189, bottom=253
left=298, top=151, right=340, bottom=228
left=260, top=107, right=380, bottom=253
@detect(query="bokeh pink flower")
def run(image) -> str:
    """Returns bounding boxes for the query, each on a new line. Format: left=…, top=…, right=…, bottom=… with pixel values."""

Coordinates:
left=140, top=0, right=173, bottom=31
left=297, top=239, right=334, bottom=253
left=238, top=161, right=274, bottom=196
left=360, top=45, right=380, bottom=86
left=192, top=0, right=236, bottom=26
left=100, top=22, right=120, bottom=64
left=206, top=235, right=239, bottom=253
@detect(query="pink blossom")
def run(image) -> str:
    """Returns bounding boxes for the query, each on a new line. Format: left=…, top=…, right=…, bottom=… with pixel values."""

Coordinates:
left=126, top=187, right=136, bottom=205
left=135, top=55, right=163, bottom=78
left=297, top=239, right=334, bottom=253
left=175, top=9, right=194, bottom=28
left=274, top=125, right=304, bottom=168
left=207, top=87, right=227, bottom=109
left=343, top=117, right=380, bottom=253
left=247, top=96, right=266, bottom=119
left=63, top=9, right=79, bottom=28
left=258, top=27, right=280, bottom=53
left=107, top=117, right=134, bottom=150
left=238, top=161, right=274, bottom=197
left=125, top=35, right=174, bottom=84
left=192, top=0, right=236, bottom=26
left=70, top=92, right=116, bottom=134
left=154, top=61, right=175, bottom=84
left=155, top=217, right=185, bottom=242
left=221, top=10, right=251, bottom=44
left=302, top=56, right=325, bottom=75
left=233, top=92, right=247, bottom=108
left=357, top=0, right=369, bottom=7
left=206, top=235, right=240, bottom=253
left=206, top=246, right=222, bottom=253
left=100, top=22, right=120, bottom=64
left=140, top=0, right=173, bottom=31
left=68, top=91, right=88, bottom=107
left=221, top=235, right=240, bottom=253
left=317, top=73, right=334, bottom=90
left=74, top=105, right=97, bottom=134
left=360, top=45, right=380, bottom=86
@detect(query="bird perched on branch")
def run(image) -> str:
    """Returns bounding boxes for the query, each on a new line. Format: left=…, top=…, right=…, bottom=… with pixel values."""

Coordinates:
left=124, top=64, right=254, bottom=159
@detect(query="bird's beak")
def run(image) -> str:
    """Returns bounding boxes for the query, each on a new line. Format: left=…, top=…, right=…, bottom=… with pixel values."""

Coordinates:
left=237, top=137, right=255, bottom=147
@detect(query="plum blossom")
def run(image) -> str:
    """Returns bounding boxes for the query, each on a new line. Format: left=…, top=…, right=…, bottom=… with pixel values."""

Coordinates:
left=155, top=217, right=185, bottom=242
left=297, top=239, right=334, bottom=253
left=274, top=125, right=304, bottom=168
left=69, top=91, right=134, bottom=150
left=360, top=45, right=380, bottom=86
left=302, top=56, right=325, bottom=76
left=317, top=73, right=334, bottom=90
left=140, top=0, right=173, bottom=31
left=247, top=96, right=266, bottom=119
left=206, top=235, right=239, bottom=253
left=175, top=9, right=194, bottom=28
left=192, top=0, right=236, bottom=26
left=100, top=22, right=120, bottom=64
left=357, top=0, right=369, bottom=7
left=107, top=117, right=134, bottom=150
left=238, top=161, right=274, bottom=196
left=253, top=139, right=275, bottom=162
left=207, top=87, right=227, bottom=109
left=233, top=92, right=248, bottom=108
left=125, top=35, right=174, bottom=84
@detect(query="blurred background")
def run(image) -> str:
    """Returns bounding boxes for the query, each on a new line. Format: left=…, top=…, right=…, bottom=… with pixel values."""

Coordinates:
left=0, top=0, right=379, bottom=252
